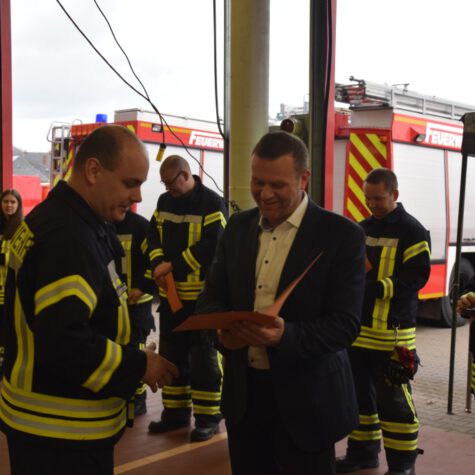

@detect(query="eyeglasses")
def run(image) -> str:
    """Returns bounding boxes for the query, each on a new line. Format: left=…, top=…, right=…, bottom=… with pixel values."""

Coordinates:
left=160, top=171, right=182, bottom=189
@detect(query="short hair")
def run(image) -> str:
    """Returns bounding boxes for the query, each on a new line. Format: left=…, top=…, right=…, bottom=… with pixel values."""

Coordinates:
left=252, top=131, right=309, bottom=174
left=74, top=125, right=142, bottom=171
left=365, top=168, right=398, bottom=192
left=160, top=155, right=191, bottom=175
left=0, top=188, right=24, bottom=240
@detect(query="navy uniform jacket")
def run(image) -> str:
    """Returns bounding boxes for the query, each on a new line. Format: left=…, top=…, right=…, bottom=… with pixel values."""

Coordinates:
left=0, top=181, right=146, bottom=448
left=196, top=200, right=366, bottom=451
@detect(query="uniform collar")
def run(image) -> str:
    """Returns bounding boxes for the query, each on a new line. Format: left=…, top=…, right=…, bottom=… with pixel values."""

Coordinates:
left=370, top=202, right=405, bottom=224
left=51, top=181, right=108, bottom=239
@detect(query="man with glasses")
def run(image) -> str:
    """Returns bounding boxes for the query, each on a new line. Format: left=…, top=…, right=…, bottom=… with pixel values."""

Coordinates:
left=147, top=155, right=228, bottom=442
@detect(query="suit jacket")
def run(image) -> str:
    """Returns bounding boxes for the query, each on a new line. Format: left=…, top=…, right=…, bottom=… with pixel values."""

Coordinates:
left=196, top=200, right=366, bottom=451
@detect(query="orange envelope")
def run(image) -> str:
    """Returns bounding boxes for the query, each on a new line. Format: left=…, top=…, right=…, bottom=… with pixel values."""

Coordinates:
left=174, top=251, right=323, bottom=332
left=174, top=310, right=276, bottom=331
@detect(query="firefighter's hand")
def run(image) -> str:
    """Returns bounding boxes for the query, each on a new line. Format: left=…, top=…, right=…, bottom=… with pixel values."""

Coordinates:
left=128, top=288, right=143, bottom=304
left=225, top=317, right=284, bottom=348
left=456, top=291, right=475, bottom=314
left=142, top=350, right=179, bottom=393
left=153, top=262, right=173, bottom=285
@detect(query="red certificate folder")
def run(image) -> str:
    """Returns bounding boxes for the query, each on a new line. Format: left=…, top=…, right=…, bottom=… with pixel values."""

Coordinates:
left=174, top=252, right=323, bottom=331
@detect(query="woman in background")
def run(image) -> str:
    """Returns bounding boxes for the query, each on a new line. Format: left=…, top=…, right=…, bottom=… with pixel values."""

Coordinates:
left=0, top=189, right=23, bottom=375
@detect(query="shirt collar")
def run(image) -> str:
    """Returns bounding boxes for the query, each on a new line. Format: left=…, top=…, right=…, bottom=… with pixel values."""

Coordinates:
left=259, top=192, right=308, bottom=231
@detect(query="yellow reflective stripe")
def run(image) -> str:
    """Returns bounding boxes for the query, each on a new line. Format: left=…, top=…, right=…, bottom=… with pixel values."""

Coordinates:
left=158, top=288, right=201, bottom=300
left=0, top=395, right=126, bottom=441
left=204, top=211, right=226, bottom=228
left=118, top=234, right=133, bottom=290
left=163, top=399, right=192, bottom=408
left=158, top=211, right=202, bottom=224
left=9, top=221, right=34, bottom=269
left=35, top=275, right=97, bottom=316
left=162, top=385, right=191, bottom=395
left=383, top=437, right=418, bottom=451
left=192, top=404, right=221, bottom=415
left=348, top=429, right=382, bottom=441
left=135, top=293, right=153, bottom=304
left=402, top=383, right=418, bottom=424
left=353, top=327, right=416, bottom=351
left=366, top=237, right=398, bottom=248
left=403, top=241, right=430, bottom=264
left=380, top=420, right=419, bottom=434
left=191, top=390, right=221, bottom=401
left=359, top=413, right=380, bottom=425
left=140, top=237, right=148, bottom=254
left=380, top=277, right=394, bottom=300
left=176, top=281, right=205, bottom=290
left=82, top=340, right=122, bottom=393
left=144, top=269, right=152, bottom=279
left=11, top=292, right=35, bottom=390
left=150, top=249, right=164, bottom=261
left=182, top=248, right=201, bottom=272
left=1, top=378, right=124, bottom=418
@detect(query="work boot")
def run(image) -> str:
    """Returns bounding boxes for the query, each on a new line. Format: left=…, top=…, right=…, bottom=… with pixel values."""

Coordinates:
left=336, top=455, right=379, bottom=473
left=189, top=422, right=219, bottom=443
left=384, top=466, right=415, bottom=475
left=148, top=417, right=190, bottom=434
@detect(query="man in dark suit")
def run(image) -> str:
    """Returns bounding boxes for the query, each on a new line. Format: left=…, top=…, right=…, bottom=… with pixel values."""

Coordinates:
left=195, top=131, right=367, bottom=475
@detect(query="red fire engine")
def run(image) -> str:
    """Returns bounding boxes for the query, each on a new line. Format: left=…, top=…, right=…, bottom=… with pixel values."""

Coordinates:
left=49, top=109, right=224, bottom=221
left=283, top=77, right=475, bottom=326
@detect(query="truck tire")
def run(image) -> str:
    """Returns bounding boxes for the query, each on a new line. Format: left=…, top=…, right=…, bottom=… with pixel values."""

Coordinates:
left=440, top=258, right=474, bottom=327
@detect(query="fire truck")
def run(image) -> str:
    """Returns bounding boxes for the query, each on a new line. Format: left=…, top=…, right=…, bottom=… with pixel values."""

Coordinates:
left=283, top=77, right=475, bottom=327
left=49, top=109, right=224, bottom=221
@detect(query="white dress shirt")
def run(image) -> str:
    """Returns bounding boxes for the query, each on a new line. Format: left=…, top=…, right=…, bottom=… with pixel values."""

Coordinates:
left=248, top=193, right=309, bottom=369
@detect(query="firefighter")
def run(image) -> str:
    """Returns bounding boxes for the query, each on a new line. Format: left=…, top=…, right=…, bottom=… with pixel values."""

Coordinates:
left=336, top=168, right=431, bottom=475
left=0, top=125, right=178, bottom=474
left=114, top=208, right=157, bottom=416
left=0, top=189, right=23, bottom=376
left=147, top=154, right=227, bottom=442
left=457, top=276, right=475, bottom=397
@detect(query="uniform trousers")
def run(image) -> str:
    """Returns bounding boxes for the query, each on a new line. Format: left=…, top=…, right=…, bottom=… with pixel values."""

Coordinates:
left=158, top=300, right=222, bottom=427
left=226, top=368, right=336, bottom=475
left=7, top=437, right=114, bottom=475
left=346, top=347, right=419, bottom=471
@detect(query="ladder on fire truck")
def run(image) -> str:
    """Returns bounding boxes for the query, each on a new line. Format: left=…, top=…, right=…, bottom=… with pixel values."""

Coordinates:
left=335, top=76, right=475, bottom=120
left=48, top=123, right=71, bottom=186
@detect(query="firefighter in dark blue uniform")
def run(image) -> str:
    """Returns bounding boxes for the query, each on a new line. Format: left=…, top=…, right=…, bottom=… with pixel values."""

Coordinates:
left=0, top=125, right=178, bottom=474
left=337, top=168, right=430, bottom=475
left=457, top=276, right=475, bottom=397
left=114, top=208, right=156, bottom=416
left=147, top=154, right=227, bottom=442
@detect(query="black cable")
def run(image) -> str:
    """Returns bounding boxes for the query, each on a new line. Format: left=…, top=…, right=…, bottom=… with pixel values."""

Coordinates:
left=92, top=0, right=165, bottom=144
left=212, top=0, right=226, bottom=141
left=56, top=0, right=223, bottom=194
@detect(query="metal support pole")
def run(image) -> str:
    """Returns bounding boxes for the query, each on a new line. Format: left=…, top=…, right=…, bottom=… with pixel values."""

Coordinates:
left=447, top=152, right=468, bottom=414
left=228, top=0, right=270, bottom=211
left=465, top=328, right=472, bottom=413
left=448, top=111, right=475, bottom=413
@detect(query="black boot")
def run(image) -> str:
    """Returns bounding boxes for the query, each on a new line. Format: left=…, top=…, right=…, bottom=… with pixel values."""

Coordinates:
left=335, top=455, right=379, bottom=473
left=189, top=422, right=219, bottom=442
left=384, top=466, right=415, bottom=475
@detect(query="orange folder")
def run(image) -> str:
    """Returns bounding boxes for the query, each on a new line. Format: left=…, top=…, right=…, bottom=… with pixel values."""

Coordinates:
left=174, top=251, right=323, bottom=331
left=163, top=273, right=183, bottom=313
left=365, top=256, right=373, bottom=273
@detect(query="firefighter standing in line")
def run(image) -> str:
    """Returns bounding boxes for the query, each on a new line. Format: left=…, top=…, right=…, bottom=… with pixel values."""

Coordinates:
left=147, top=154, right=227, bottom=442
left=0, top=125, right=178, bottom=475
left=336, top=168, right=431, bottom=475
left=114, top=208, right=157, bottom=417
left=457, top=276, right=475, bottom=397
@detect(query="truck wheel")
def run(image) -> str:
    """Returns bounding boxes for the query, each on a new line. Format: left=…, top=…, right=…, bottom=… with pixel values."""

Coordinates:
left=440, top=258, right=474, bottom=327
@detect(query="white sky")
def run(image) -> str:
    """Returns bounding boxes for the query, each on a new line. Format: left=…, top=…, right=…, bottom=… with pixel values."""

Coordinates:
left=10, top=0, right=475, bottom=152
